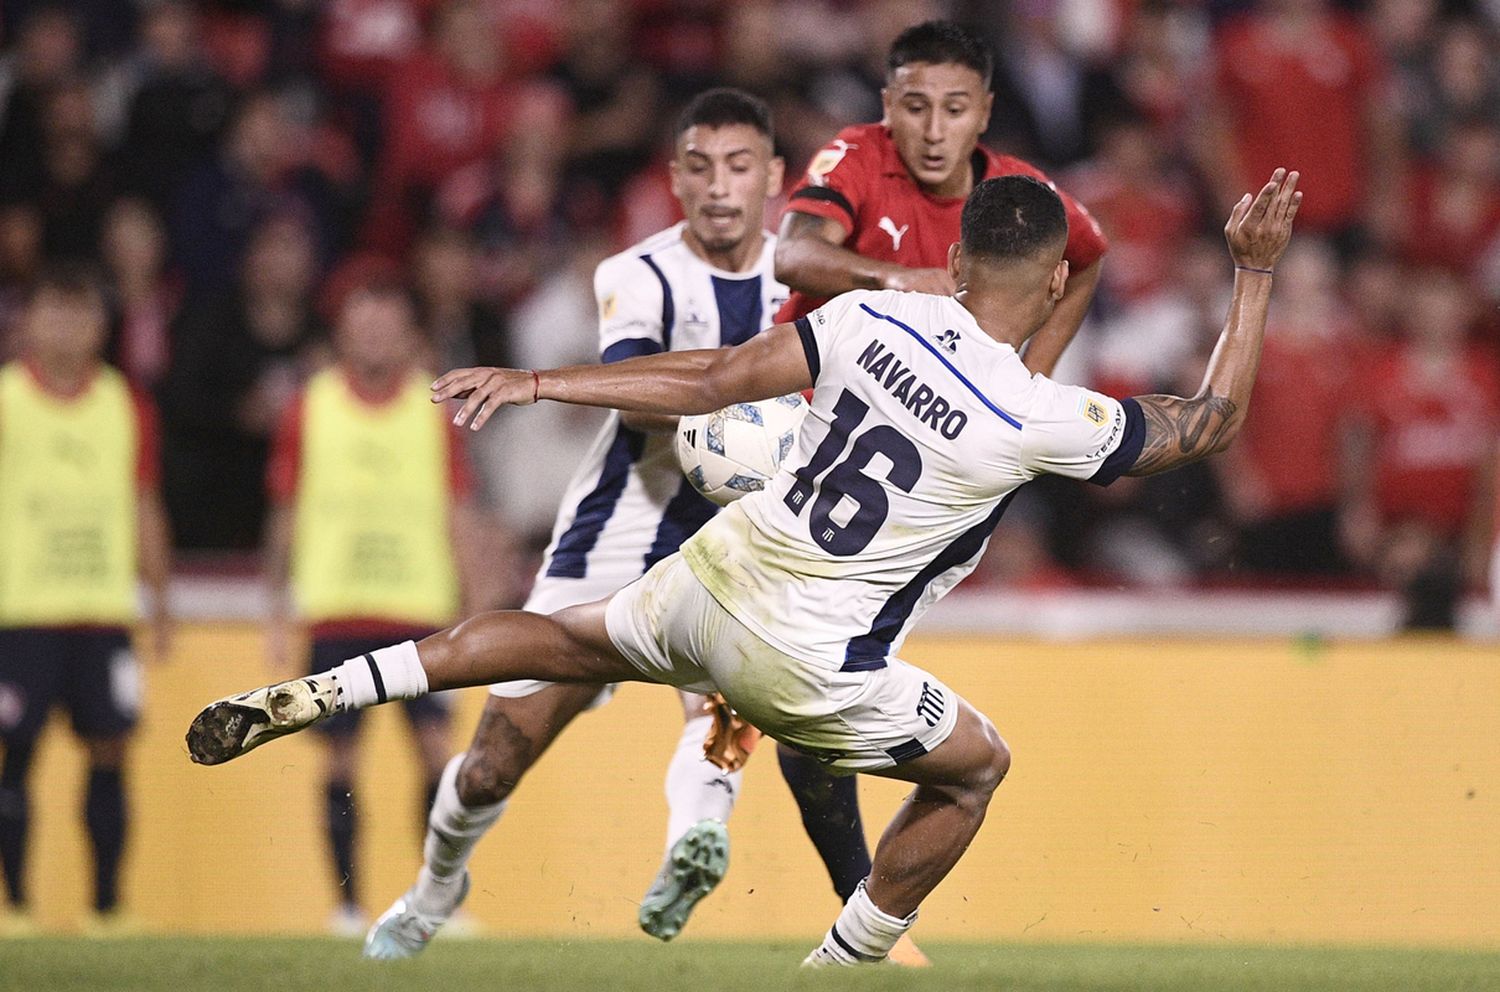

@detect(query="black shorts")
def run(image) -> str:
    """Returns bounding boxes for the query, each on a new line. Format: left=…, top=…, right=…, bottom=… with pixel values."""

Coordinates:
left=0, top=627, right=140, bottom=743
left=309, top=635, right=451, bottom=737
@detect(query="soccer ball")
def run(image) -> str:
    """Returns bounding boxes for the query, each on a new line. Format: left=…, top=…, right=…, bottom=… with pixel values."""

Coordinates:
left=675, top=394, right=809, bottom=506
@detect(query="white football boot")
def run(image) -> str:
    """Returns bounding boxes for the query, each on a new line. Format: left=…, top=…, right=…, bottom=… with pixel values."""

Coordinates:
left=363, top=873, right=471, bottom=960
left=185, top=675, right=338, bottom=765
left=638, top=819, right=729, bottom=941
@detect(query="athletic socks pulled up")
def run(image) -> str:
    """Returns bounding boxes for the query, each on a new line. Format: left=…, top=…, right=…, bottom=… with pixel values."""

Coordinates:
left=328, top=641, right=429, bottom=712
left=663, top=714, right=741, bottom=851
left=412, top=754, right=507, bottom=918
left=804, top=880, right=915, bottom=967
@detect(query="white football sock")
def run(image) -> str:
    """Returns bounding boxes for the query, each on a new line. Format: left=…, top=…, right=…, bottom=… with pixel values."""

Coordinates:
left=411, top=754, right=507, bottom=917
left=328, top=640, right=429, bottom=712
left=804, top=880, right=915, bottom=967
left=663, top=714, right=741, bottom=852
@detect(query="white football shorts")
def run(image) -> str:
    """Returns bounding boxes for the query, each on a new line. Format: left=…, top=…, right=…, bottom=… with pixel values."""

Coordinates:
left=605, top=552, right=960, bottom=774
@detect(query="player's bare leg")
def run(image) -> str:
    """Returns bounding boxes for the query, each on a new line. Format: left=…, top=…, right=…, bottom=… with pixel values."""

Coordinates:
left=364, top=683, right=603, bottom=959
left=803, top=699, right=1009, bottom=966
left=185, top=602, right=637, bottom=765
left=638, top=691, right=742, bottom=941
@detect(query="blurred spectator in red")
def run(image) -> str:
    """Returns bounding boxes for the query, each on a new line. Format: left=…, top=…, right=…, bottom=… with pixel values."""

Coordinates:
left=1342, top=268, right=1500, bottom=627
left=0, top=5, right=81, bottom=192
left=443, top=125, right=569, bottom=307
left=1344, top=248, right=1409, bottom=344
left=1203, top=0, right=1401, bottom=241
left=1111, top=0, right=1212, bottom=150
left=412, top=224, right=507, bottom=373
left=1217, top=239, right=1361, bottom=576
left=1065, top=114, right=1197, bottom=307
left=1399, top=118, right=1500, bottom=288
left=1405, top=18, right=1500, bottom=159
left=364, top=0, right=568, bottom=254
left=319, top=0, right=431, bottom=93
left=159, top=212, right=320, bottom=551
left=102, top=198, right=179, bottom=390
left=111, top=0, right=232, bottom=216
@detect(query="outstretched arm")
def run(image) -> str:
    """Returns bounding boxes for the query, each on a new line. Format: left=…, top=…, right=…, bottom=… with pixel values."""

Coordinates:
left=1126, top=169, right=1302, bottom=477
left=432, top=321, right=814, bottom=432
left=775, top=211, right=956, bottom=297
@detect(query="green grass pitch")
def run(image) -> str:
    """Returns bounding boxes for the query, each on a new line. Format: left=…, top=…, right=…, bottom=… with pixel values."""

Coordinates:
left=3, top=938, right=1500, bottom=992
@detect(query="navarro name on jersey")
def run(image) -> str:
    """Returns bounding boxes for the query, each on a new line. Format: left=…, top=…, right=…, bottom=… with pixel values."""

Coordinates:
left=855, top=339, right=968, bottom=440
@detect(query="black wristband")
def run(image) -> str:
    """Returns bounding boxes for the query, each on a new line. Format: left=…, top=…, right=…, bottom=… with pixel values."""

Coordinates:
left=1235, top=264, right=1274, bottom=275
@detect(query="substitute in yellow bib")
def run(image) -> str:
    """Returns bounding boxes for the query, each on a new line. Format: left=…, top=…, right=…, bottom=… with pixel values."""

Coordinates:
left=264, top=279, right=484, bottom=934
left=0, top=267, right=172, bottom=932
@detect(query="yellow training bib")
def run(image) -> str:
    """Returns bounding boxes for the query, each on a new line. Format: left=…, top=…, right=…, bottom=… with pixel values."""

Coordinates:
left=291, top=369, right=459, bottom=626
left=0, top=363, right=139, bottom=626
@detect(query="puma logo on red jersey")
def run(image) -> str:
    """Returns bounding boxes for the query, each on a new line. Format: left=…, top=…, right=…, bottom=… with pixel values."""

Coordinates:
left=878, top=216, right=909, bottom=251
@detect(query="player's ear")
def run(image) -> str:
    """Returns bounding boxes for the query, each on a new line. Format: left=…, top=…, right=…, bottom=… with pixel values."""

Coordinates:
left=879, top=86, right=892, bottom=126
left=766, top=155, right=786, bottom=199
left=947, top=241, right=962, bottom=282
left=981, top=90, right=995, bottom=125
left=1050, top=258, right=1069, bottom=301
left=668, top=158, right=684, bottom=200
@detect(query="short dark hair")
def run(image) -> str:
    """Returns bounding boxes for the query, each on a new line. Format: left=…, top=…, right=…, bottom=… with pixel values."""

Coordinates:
left=888, top=20, right=993, bottom=84
left=960, top=176, right=1068, bottom=261
left=675, top=87, right=773, bottom=140
left=30, top=261, right=104, bottom=307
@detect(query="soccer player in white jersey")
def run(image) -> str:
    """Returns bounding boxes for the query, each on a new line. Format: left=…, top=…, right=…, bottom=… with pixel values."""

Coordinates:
left=359, top=88, right=789, bottom=956
left=187, top=169, right=1301, bottom=964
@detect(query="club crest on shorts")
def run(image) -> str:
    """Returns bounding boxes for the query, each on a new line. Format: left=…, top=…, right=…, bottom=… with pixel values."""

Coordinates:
left=916, top=682, right=945, bottom=728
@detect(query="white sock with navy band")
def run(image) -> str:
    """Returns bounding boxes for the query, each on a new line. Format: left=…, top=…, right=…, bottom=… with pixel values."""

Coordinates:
left=803, top=880, right=915, bottom=967
left=329, top=640, right=429, bottom=712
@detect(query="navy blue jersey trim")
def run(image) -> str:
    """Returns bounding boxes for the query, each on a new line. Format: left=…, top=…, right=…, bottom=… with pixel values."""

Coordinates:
left=711, top=274, right=762, bottom=347
left=601, top=336, right=664, bottom=365
left=545, top=426, right=647, bottom=578
left=794, top=316, right=820, bottom=382
left=842, top=491, right=1016, bottom=668
left=639, top=254, right=674, bottom=350
left=789, top=186, right=856, bottom=226
left=1088, top=397, right=1146, bottom=486
left=857, top=302, right=1023, bottom=430
left=885, top=738, right=929, bottom=763
left=643, top=477, right=719, bottom=569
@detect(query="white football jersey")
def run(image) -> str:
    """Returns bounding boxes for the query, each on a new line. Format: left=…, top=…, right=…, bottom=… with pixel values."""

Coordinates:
left=681, top=289, right=1146, bottom=669
left=538, top=222, right=788, bottom=587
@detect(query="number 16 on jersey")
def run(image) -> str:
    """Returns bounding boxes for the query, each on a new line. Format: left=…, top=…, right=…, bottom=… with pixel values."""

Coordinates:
left=784, top=389, right=924, bottom=557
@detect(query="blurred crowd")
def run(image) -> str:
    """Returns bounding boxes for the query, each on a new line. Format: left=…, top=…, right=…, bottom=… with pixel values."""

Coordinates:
left=0, top=0, right=1497, bottom=621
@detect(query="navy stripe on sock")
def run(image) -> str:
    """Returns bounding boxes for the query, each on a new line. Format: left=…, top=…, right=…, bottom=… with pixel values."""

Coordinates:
left=362, top=653, right=387, bottom=704
left=829, top=924, right=882, bottom=963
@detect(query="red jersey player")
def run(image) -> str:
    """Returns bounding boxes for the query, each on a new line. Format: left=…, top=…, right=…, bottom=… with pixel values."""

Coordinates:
left=774, top=19, right=1108, bottom=377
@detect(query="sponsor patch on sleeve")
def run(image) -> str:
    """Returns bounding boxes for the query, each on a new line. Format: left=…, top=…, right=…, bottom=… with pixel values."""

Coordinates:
left=600, top=292, right=617, bottom=320
left=806, top=142, right=851, bottom=187
left=1079, top=394, right=1108, bottom=426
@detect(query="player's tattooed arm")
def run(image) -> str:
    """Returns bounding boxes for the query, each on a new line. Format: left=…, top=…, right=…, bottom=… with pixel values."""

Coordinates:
left=1125, top=390, right=1241, bottom=476
left=1122, top=169, right=1302, bottom=477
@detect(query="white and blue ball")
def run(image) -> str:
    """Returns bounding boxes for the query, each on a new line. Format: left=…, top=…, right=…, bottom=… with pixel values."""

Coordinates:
left=675, top=394, right=809, bottom=506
